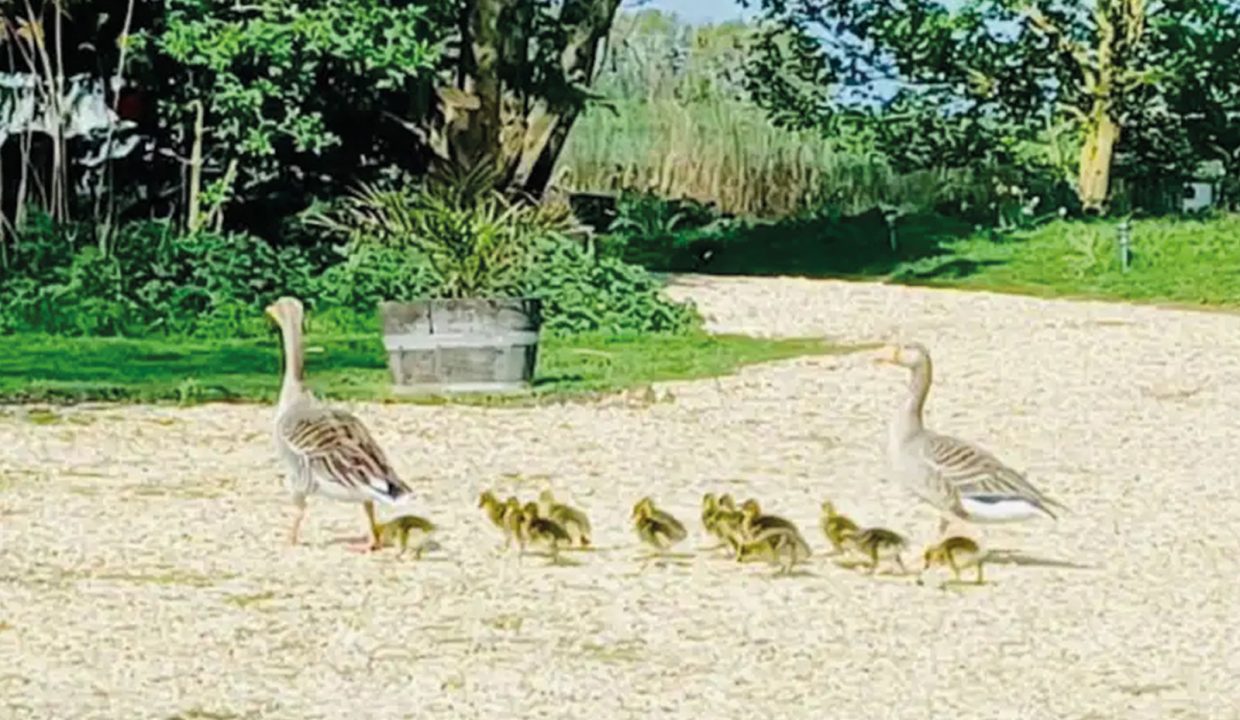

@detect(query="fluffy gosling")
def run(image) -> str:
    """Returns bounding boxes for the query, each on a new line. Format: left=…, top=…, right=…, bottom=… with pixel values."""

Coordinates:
left=820, top=500, right=859, bottom=555
left=849, top=527, right=910, bottom=575
left=702, top=492, right=743, bottom=554
left=377, top=514, right=438, bottom=559
left=713, top=506, right=746, bottom=556
left=479, top=491, right=506, bottom=532
left=922, top=536, right=986, bottom=585
left=519, top=502, right=572, bottom=564
left=701, top=493, right=720, bottom=536
left=500, top=496, right=526, bottom=552
left=632, top=496, right=688, bottom=552
left=737, top=525, right=812, bottom=575
left=537, top=489, right=592, bottom=547
left=739, top=499, right=799, bottom=540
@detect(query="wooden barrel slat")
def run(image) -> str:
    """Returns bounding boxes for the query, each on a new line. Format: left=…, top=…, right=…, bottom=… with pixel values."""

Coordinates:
left=381, top=331, right=540, bottom=351
left=379, top=298, right=542, bottom=394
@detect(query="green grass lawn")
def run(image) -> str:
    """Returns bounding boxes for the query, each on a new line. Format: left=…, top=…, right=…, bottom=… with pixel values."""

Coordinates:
left=0, top=331, right=845, bottom=406
left=641, top=212, right=1240, bottom=309
left=894, top=215, right=1240, bottom=307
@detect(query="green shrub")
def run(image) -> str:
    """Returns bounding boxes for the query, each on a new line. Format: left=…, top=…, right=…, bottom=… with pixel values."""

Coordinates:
left=128, top=226, right=319, bottom=334
left=600, top=192, right=731, bottom=270
left=316, top=163, right=587, bottom=298
left=525, top=239, right=699, bottom=335
left=314, top=242, right=438, bottom=311
left=312, top=164, right=700, bottom=335
left=1, top=193, right=700, bottom=338
left=0, top=216, right=321, bottom=337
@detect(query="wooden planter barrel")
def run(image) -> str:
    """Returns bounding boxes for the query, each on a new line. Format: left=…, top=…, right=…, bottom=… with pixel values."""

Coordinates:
left=379, top=298, right=542, bottom=394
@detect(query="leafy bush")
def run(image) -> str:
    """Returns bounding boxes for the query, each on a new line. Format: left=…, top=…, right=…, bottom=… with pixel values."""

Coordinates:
left=2, top=190, right=701, bottom=338
left=600, top=192, right=729, bottom=270
left=525, top=239, right=699, bottom=335
left=314, top=242, right=438, bottom=310
left=312, top=166, right=699, bottom=335
left=317, top=163, right=588, bottom=298
left=0, top=217, right=321, bottom=337
left=148, top=0, right=442, bottom=213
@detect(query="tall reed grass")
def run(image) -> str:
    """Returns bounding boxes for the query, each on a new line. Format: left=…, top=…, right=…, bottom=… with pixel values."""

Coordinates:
left=554, top=98, right=985, bottom=218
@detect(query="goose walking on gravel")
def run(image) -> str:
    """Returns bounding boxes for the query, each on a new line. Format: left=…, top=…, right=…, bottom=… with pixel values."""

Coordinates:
left=267, top=297, right=414, bottom=551
left=874, top=342, right=1066, bottom=536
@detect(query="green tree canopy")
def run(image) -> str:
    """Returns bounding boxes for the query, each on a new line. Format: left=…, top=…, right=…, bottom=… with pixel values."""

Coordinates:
left=745, top=0, right=1240, bottom=212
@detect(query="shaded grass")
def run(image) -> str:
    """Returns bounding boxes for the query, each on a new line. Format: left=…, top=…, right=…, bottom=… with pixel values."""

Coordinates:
left=0, top=331, right=842, bottom=406
left=630, top=209, right=976, bottom=278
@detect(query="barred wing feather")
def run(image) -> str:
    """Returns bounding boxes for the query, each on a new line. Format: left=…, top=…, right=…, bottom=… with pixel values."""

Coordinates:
left=921, top=433, right=1064, bottom=518
left=281, top=407, right=411, bottom=503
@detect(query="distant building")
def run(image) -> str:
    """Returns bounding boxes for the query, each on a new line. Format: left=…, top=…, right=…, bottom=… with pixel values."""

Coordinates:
left=1182, top=160, right=1225, bottom=213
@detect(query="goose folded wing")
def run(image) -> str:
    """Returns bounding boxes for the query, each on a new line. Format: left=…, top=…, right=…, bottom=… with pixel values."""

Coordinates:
left=921, top=433, right=1064, bottom=514
left=282, top=407, right=411, bottom=501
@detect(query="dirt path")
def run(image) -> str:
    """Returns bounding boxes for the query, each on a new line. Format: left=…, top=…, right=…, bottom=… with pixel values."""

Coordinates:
left=2, top=276, right=1238, bottom=719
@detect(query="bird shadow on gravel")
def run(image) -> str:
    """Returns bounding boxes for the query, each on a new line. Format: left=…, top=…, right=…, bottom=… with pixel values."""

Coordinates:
left=985, top=549, right=1097, bottom=571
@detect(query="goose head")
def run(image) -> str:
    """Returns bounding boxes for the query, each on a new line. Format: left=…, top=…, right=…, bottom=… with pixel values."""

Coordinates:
left=873, top=342, right=930, bottom=370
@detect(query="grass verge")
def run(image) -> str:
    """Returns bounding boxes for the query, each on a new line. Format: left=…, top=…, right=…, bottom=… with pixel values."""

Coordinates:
left=892, top=215, right=1240, bottom=307
left=0, top=331, right=842, bottom=406
left=629, top=211, right=1240, bottom=310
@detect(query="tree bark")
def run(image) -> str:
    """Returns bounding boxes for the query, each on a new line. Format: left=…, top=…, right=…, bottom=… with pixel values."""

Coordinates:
left=1078, top=102, right=1119, bottom=213
left=1025, top=0, right=1146, bottom=214
left=437, top=0, right=621, bottom=197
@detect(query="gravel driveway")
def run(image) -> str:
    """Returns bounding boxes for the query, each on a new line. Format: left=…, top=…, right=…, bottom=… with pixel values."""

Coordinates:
left=2, top=275, right=1238, bottom=720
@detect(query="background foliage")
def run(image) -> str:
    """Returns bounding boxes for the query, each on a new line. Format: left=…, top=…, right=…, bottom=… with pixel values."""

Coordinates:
left=2, top=0, right=1238, bottom=351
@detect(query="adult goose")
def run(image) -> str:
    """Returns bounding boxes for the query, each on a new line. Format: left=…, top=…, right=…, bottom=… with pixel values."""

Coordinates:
left=267, top=297, right=413, bottom=551
left=875, top=342, right=1065, bottom=534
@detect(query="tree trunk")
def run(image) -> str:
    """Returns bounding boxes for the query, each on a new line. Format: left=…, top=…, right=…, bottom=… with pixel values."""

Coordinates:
left=437, top=0, right=621, bottom=197
left=1077, top=102, right=1120, bottom=213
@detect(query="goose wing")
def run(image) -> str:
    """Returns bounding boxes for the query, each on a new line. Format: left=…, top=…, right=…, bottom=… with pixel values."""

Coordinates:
left=280, top=405, right=411, bottom=503
left=920, top=432, right=1063, bottom=517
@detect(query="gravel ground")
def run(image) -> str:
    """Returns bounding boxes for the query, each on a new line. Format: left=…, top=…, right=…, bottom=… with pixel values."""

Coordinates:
left=2, top=275, right=1239, bottom=720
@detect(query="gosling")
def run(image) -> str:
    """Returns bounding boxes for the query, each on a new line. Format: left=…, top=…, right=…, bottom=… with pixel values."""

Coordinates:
left=632, top=496, right=688, bottom=553
left=849, top=527, right=909, bottom=575
left=537, top=489, right=592, bottom=548
left=819, top=500, right=859, bottom=555
left=737, top=525, right=812, bottom=575
left=479, top=491, right=506, bottom=532
left=377, top=514, right=438, bottom=559
left=738, top=499, right=799, bottom=542
left=500, top=496, right=526, bottom=552
left=922, top=536, right=986, bottom=585
left=701, top=493, right=720, bottom=537
left=519, top=502, right=572, bottom=564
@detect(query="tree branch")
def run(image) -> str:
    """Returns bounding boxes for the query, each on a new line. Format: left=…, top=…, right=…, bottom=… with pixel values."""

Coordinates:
left=1021, top=3, right=1097, bottom=82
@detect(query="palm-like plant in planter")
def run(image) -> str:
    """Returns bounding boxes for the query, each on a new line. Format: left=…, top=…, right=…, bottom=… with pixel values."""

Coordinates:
left=319, top=162, right=585, bottom=394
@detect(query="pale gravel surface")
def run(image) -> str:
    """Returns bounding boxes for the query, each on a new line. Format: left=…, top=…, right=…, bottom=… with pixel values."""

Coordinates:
left=3, top=275, right=1240, bottom=720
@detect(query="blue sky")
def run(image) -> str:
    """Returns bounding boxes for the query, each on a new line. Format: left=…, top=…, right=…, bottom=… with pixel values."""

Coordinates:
left=622, top=0, right=754, bottom=25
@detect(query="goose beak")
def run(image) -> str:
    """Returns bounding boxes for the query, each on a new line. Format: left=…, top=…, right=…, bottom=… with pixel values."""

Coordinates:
left=264, top=303, right=280, bottom=323
left=872, top=345, right=900, bottom=365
